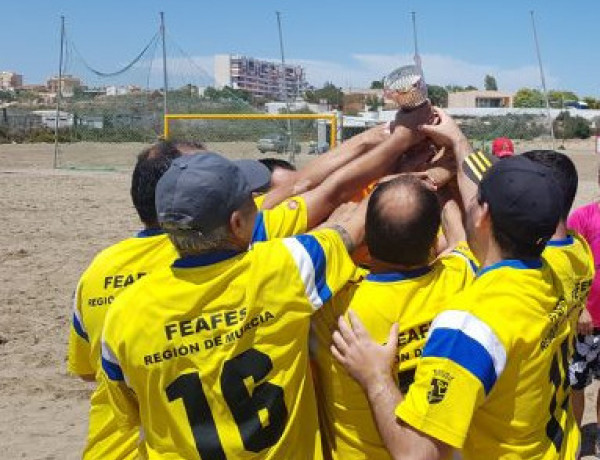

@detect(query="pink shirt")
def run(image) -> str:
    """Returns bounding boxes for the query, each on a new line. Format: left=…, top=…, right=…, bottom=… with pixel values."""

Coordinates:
left=568, top=202, right=600, bottom=326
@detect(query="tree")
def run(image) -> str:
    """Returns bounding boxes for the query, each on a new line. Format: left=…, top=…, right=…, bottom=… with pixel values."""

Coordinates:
left=554, top=111, right=591, bottom=139
left=365, top=95, right=383, bottom=111
left=304, top=82, right=344, bottom=108
left=445, top=85, right=478, bottom=93
left=548, top=90, right=579, bottom=108
left=484, top=75, right=498, bottom=91
left=370, top=80, right=384, bottom=89
left=427, top=85, right=448, bottom=107
left=513, top=88, right=545, bottom=108
left=583, top=97, right=600, bottom=109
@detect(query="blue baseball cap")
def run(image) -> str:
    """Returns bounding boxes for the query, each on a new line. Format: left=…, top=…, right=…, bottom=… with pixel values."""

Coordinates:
left=156, top=152, right=270, bottom=233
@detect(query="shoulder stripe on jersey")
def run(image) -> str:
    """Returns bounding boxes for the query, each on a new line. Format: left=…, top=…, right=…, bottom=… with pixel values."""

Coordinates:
left=283, top=234, right=332, bottom=310
left=449, top=250, right=478, bottom=274
left=424, top=310, right=506, bottom=394
left=251, top=212, right=267, bottom=243
left=72, top=311, right=89, bottom=342
left=101, top=341, right=124, bottom=382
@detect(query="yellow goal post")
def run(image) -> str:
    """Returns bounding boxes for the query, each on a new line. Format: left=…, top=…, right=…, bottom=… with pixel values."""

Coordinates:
left=163, top=113, right=338, bottom=149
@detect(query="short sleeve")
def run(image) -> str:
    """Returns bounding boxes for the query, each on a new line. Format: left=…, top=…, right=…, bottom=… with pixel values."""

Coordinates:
left=282, top=229, right=357, bottom=311
left=67, top=280, right=94, bottom=376
left=444, top=241, right=479, bottom=275
left=251, top=196, right=308, bottom=242
left=396, top=309, right=506, bottom=448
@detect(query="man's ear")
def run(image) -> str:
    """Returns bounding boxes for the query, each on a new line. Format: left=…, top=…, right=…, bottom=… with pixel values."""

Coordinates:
left=475, top=202, right=491, bottom=232
left=229, top=209, right=245, bottom=240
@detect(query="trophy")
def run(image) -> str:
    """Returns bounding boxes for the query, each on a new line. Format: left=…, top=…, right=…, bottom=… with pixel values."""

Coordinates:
left=383, top=64, right=429, bottom=112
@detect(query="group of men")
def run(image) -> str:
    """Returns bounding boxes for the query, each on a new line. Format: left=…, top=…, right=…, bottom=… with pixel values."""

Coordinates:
left=68, top=104, right=599, bottom=460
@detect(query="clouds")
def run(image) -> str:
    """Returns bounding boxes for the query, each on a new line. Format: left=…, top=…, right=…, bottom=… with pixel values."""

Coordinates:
left=291, top=53, right=558, bottom=91
left=160, top=53, right=558, bottom=93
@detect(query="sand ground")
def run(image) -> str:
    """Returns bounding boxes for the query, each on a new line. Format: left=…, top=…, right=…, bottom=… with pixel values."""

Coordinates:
left=1, top=139, right=599, bottom=459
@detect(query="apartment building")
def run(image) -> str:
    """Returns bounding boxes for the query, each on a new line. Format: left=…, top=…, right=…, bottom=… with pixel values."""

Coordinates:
left=0, top=71, right=23, bottom=90
left=214, top=54, right=306, bottom=100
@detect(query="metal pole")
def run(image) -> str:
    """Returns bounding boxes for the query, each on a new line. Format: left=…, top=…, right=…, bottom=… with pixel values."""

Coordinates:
left=411, top=12, right=422, bottom=72
left=530, top=10, right=555, bottom=148
left=276, top=11, right=295, bottom=164
left=53, top=15, right=65, bottom=169
left=160, top=12, right=168, bottom=125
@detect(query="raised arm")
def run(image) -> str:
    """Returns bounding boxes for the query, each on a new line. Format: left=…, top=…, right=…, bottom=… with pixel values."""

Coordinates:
left=260, top=123, right=392, bottom=209
left=419, top=108, right=477, bottom=210
left=301, top=105, right=432, bottom=228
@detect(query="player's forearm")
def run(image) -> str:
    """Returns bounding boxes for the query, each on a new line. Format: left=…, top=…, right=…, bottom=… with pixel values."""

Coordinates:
left=452, top=136, right=478, bottom=210
left=260, top=129, right=381, bottom=210
left=441, top=198, right=466, bottom=248
left=364, top=373, right=407, bottom=460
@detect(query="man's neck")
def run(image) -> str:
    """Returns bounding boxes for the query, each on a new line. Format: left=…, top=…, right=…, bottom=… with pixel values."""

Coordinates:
left=551, top=221, right=568, bottom=240
left=369, top=258, right=429, bottom=274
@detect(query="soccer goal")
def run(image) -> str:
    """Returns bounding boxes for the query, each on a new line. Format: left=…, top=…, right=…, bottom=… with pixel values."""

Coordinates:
left=164, top=113, right=339, bottom=164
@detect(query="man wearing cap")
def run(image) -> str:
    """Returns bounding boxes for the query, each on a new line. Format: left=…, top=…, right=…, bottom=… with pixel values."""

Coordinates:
left=491, top=136, right=514, bottom=158
left=97, top=115, right=426, bottom=459
left=331, top=108, right=579, bottom=459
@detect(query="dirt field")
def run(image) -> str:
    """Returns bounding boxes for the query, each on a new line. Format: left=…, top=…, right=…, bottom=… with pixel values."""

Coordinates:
left=1, top=139, right=599, bottom=459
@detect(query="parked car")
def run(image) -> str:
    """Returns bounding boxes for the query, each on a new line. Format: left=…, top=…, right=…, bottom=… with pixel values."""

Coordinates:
left=257, top=133, right=301, bottom=154
left=308, top=141, right=330, bottom=154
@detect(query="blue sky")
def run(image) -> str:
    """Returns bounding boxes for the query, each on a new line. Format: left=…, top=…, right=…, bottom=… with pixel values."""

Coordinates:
left=2, top=0, right=599, bottom=96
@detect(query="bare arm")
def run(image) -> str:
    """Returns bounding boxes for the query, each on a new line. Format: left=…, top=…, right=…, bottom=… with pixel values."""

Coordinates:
left=440, top=194, right=466, bottom=250
left=332, top=311, right=451, bottom=460
left=319, top=199, right=369, bottom=253
left=260, top=123, right=391, bottom=209
left=419, top=108, right=477, bottom=210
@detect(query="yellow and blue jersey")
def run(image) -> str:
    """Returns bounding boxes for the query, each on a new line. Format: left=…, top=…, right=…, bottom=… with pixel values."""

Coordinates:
left=311, top=242, right=477, bottom=460
left=67, top=229, right=179, bottom=460
left=543, top=231, right=594, bottom=328
left=100, top=229, right=357, bottom=459
left=396, top=259, right=580, bottom=459
left=251, top=196, right=307, bottom=243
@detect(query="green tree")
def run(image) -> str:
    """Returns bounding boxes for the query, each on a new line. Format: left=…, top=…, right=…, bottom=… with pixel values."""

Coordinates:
left=583, top=97, right=600, bottom=109
left=305, top=82, right=344, bottom=108
left=427, top=85, right=448, bottom=107
left=370, top=80, right=384, bottom=89
left=484, top=75, right=498, bottom=91
left=548, top=90, right=579, bottom=108
left=513, top=88, right=545, bottom=108
left=365, top=95, right=383, bottom=111
left=554, top=111, right=591, bottom=139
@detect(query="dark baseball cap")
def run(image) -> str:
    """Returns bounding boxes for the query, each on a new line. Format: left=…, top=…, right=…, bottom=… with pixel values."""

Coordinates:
left=156, top=152, right=271, bottom=233
left=479, top=155, right=563, bottom=249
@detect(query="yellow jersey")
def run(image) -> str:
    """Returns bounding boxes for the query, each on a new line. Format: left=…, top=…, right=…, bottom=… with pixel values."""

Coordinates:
left=543, top=231, right=595, bottom=328
left=251, top=196, right=307, bottom=243
left=396, top=259, right=580, bottom=460
left=100, top=229, right=357, bottom=460
left=67, top=229, right=179, bottom=460
left=312, top=243, right=477, bottom=460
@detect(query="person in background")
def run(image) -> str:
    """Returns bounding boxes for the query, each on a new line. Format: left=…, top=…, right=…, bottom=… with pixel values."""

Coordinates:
left=491, top=136, right=514, bottom=159
left=567, top=166, right=600, bottom=452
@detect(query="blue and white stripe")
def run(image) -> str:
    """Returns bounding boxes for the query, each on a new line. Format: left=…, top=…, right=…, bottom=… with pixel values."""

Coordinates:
left=283, top=234, right=332, bottom=310
left=423, top=310, right=506, bottom=394
left=71, top=284, right=89, bottom=342
left=101, top=340, right=125, bottom=382
left=251, top=212, right=267, bottom=244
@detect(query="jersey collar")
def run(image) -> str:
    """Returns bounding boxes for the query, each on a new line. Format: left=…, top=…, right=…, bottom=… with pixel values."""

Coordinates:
left=136, top=228, right=165, bottom=238
left=366, top=266, right=432, bottom=282
left=173, top=250, right=241, bottom=268
left=546, top=235, right=574, bottom=247
left=477, top=258, right=542, bottom=278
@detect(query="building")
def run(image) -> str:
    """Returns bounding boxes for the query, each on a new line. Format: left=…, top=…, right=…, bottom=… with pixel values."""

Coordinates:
left=448, top=90, right=513, bottom=108
left=0, top=72, right=23, bottom=90
left=214, top=54, right=306, bottom=101
left=46, top=75, right=82, bottom=98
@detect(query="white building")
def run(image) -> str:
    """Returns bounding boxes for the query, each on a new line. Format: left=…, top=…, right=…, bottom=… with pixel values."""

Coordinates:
left=214, top=54, right=306, bottom=100
left=0, top=71, right=23, bottom=90
left=32, top=110, right=74, bottom=129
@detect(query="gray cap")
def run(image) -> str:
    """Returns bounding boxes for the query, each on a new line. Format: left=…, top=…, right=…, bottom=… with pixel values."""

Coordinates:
left=156, top=152, right=271, bottom=233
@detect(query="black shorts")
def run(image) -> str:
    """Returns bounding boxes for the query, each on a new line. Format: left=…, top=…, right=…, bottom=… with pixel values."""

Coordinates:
left=569, top=329, right=600, bottom=390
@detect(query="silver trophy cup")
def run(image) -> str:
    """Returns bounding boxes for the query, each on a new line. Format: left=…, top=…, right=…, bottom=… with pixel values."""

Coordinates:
left=383, top=64, right=428, bottom=111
